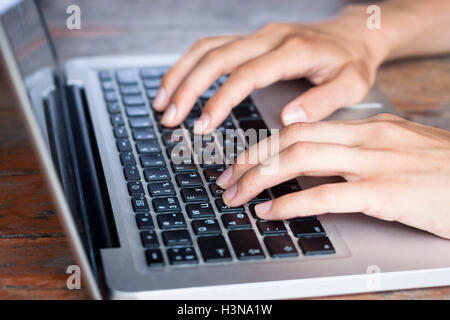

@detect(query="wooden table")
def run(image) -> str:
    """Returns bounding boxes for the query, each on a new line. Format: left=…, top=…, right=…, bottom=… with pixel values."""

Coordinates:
left=0, top=0, right=449, bottom=299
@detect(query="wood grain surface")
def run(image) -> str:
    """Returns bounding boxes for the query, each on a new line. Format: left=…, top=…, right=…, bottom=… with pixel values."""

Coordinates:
left=0, top=0, right=449, bottom=300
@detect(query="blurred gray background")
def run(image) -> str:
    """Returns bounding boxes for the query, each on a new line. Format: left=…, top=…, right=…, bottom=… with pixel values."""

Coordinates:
left=40, top=0, right=372, bottom=59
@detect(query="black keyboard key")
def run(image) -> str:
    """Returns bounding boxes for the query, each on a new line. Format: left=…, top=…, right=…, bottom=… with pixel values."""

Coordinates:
left=186, top=203, right=215, bottom=219
left=140, top=67, right=167, bottom=79
left=113, top=125, right=128, bottom=138
left=162, top=131, right=184, bottom=147
left=145, top=249, right=164, bottom=267
left=197, top=235, right=232, bottom=263
left=167, top=144, right=191, bottom=162
left=239, top=119, right=270, bottom=144
left=199, top=153, right=224, bottom=168
left=157, top=212, right=186, bottom=229
left=264, top=235, right=298, bottom=258
left=238, top=119, right=268, bottom=132
left=249, top=190, right=271, bottom=203
left=127, top=181, right=145, bottom=196
left=271, top=182, right=301, bottom=198
left=146, top=89, right=158, bottom=99
left=126, top=106, right=149, bottom=117
left=140, top=230, right=159, bottom=248
left=183, top=117, right=196, bottom=131
left=111, top=114, right=124, bottom=126
left=203, top=167, right=225, bottom=182
left=143, top=78, right=161, bottom=89
left=256, top=220, right=287, bottom=235
left=144, top=167, right=170, bottom=182
left=123, top=95, right=146, bottom=106
left=148, top=181, right=175, bottom=198
left=120, top=152, right=136, bottom=166
left=136, top=213, right=154, bottom=230
left=232, top=105, right=261, bottom=120
left=140, top=154, right=165, bottom=168
left=167, top=247, right=198, bottom=265
left=136, top=140, right=161, bottom=154
left=133, top=128, right=156, bottom=140
left=171, top=162, right=197, bottom=173
left=248, top=203, right=258, bottom=219
left=162, top=230, right=192, bottom=247
left=298, top=237, right=335, bottom=256
left=107, top=102, right=121, bottom=113
left=101, top=81, right=114, bottom=91
left=180, top=187, right=209, bottom=203
left=123, top=165, right=140, bottom=181
left=222, top=212, right=252, bottom=230
left=129, top=117, right=153, bottom=128
left=175, top=172, right=202, bottom=188
left=116, top=69, right=139, bottom=85
left=120, top=85, right=141, bottom=96
left=153, top=197, right=181, bottom=213
left=104, top=91, right=118, bottom=103
left=209, top=183, right=223, bottom=197
left=191, top=219, right=221, bottom=236
left=117, top=138, right=132, bottom=152
left=98, top=70, right=111, bottom=81
left=290, top=220, right=326, bottom=238
left=228, top=229, right=265, bottom=260
left=215, top=198, right=244, bottom=213
left=131, top=196, right=149, bottom=212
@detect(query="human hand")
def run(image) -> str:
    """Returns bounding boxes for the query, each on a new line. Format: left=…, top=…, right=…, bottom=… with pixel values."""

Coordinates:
left=153, top=17, right=385, bottom=133
left=215, top=114, right=450, bottom=239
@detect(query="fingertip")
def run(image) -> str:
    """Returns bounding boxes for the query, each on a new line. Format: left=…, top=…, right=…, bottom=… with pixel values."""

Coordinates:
left=255, top=200, right=272, bottom=219
left=153, top=87, right=168, bottom=111
left=160, top=103, right=177, bottom=126
left=193, top=112, right=210, bottom=135
left=281, top=104, right=308, bottom=126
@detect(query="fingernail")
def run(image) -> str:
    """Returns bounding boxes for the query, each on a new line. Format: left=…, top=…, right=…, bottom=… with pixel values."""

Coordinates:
left=153, top=87, right=166, bottom=109
left=255, top=200, right=272, bottom=217
left=216, top=166, right=233, bottom=188
left=193, top=112, right=210, bottom=135
left=282, top=106, right=307, bottom=125
left=222, top=184, right=237, bottom=204
left=161, top=103, right=177, bottom=125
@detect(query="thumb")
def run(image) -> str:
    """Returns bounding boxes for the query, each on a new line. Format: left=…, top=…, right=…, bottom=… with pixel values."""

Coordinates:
left=280, top=65, right=371, bottom=125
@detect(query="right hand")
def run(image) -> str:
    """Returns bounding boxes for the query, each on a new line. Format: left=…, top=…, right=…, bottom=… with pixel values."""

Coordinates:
left=153, top=17, right=386, bottom=134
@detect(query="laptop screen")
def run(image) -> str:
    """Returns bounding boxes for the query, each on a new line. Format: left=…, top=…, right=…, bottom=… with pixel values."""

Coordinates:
left=0, top=0, right=56, bottom=82
left=0, top=0, right=102, bottom=297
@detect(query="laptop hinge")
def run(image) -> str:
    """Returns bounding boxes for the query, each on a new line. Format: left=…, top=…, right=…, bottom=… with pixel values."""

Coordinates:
left=43, top=82, right=120, bottom=283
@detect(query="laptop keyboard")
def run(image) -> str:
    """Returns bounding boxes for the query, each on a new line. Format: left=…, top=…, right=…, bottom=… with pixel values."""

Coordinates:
left=98, top=67, right=335, bottom=268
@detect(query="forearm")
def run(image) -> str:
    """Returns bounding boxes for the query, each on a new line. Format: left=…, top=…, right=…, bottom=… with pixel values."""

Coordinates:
left=335, top=0, right=450, bottom=65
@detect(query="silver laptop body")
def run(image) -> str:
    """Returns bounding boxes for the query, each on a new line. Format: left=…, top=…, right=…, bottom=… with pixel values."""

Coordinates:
left=1, top=0, right=449, bottom=300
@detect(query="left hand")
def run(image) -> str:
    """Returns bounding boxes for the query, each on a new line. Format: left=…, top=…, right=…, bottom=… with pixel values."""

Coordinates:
left=215, top=113, right=450, bottom=239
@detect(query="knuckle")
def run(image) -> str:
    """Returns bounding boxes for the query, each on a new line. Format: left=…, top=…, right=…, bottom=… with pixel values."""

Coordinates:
left=231, top=65, right=253, bottom=83
left=313, top=185, right=334, bottom=205
left=285, top=121, right=306, bottom=137
left=260, top=22, right=285, bottom=32
left=372, top=113, right=401, bottom=122
left=282, top=34, right=310, bottom=49
left=203, top=47, right=222, bottom=62
left=289, top=141, right=312, bottom=157
left=193, top=37, right=214, bottom=50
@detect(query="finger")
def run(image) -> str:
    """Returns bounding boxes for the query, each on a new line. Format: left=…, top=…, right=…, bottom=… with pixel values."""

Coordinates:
left=196, top=46, right=299, bottom=134
left=217, top=121, right=364, bottom=189
left=154, top=35, right=239, bottom=111
left=254, top=181, right=374, bottom=220
left=222, top=142, right=368, bottom=207
left=162, top=35, right=284, bottom=128
left=281, top=64, right=371, bottom=125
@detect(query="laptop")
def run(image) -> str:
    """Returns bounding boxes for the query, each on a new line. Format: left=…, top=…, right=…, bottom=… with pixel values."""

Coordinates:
left=1, top=0, right=449, bottom=300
